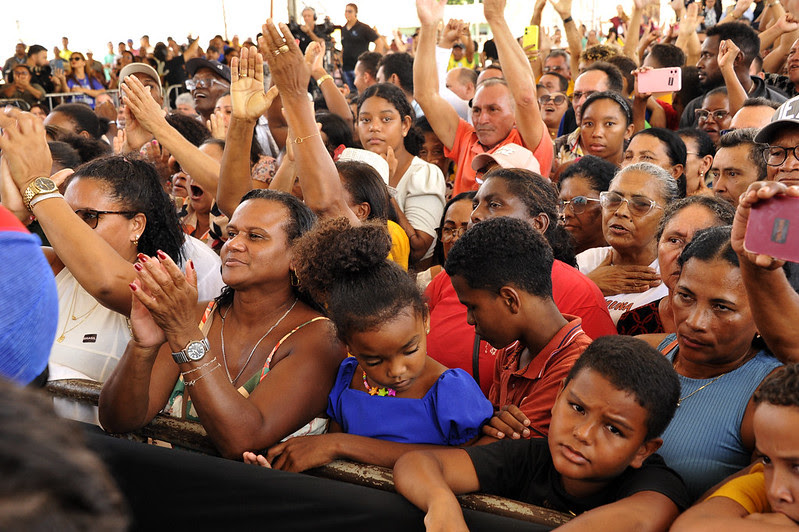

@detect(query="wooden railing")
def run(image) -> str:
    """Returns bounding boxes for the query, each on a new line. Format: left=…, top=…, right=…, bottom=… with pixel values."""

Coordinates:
left=46, top=379, right=571, bottom=529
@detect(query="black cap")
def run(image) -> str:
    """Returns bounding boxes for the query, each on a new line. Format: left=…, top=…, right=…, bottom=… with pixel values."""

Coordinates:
left=186, top=58, right=231, bottom=82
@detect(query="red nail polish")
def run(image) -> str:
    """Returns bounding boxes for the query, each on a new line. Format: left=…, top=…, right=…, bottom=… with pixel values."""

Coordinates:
left=137, top=253, right=148, bottom=263
left=134, top=263, right=143, bottom=271
left=189, top=259, right=195, bottom=270
left=157, top=250, right=167, bottom=260
left=129, top=283, right=137, bottom=291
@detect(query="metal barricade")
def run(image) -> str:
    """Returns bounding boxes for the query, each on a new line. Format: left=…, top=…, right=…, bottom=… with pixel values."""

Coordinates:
left=42, top=88, right=120, bottom=110
left=0, top=98, right=30, bottom=111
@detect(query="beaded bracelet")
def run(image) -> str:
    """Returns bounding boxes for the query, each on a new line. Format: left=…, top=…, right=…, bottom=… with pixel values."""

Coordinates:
left=184, top=362, right=222, bottom=386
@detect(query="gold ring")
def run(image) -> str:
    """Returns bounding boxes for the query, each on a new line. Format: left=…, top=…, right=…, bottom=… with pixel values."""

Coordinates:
left=272, top=49, right=281, bottom=56
left=278, top=44, right=290, bottom=54
left=240, top=72, right=248, bottom=77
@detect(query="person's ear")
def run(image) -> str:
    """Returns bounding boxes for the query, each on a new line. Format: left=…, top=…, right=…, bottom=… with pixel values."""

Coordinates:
left=700, top=154, right=714, bottom=175
left=352, top=201, right=371, bottom=220
left=401, top=113, right=412, bottom=138
left=131, top=213, right=146, bottom=240
left=532, top=212, right=550, bottom=234
left=498, top=285, right=522, bottom=314
left=624, top=123, right=635, bottom=140
left=670, top=164, right=684, bottom=181
left=423, top=304, right=431, bottom=334
left=630, top=437, right=662, bottom=469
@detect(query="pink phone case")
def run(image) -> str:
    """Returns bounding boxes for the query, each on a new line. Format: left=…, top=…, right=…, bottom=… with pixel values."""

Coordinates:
left=744, top=196, right=799, bottom=263
left=638, top=67, right=682, bottom=93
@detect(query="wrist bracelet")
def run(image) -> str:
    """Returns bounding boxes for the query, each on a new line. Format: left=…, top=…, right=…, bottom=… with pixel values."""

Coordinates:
left=291, top=132, right=321, bottom=144
left=562, top=16, right=573, bottom=24
left=181, top=357, right=218, bottom=376
left=184, top=362, right=222, bottom=386
left=316, top=74, right=333, bottom=87
left=28, top=192, right=63, bottom=209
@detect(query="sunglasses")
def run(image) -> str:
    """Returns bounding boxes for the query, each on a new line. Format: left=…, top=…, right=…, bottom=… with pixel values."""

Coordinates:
left=599, top=191, right=662, bottom=217
left=558, top=196, right=600, bottom=215
left=70, top=56, right=84, bottom=62
left=75, top=209, right=137, bottom=229
left=538, top=94, right=568, bottom=106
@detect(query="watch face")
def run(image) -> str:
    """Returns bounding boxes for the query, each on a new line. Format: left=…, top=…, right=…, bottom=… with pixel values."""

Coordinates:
left=34, top=177, right=57, bottom=192
left=186, top=341, right=206, bottom=361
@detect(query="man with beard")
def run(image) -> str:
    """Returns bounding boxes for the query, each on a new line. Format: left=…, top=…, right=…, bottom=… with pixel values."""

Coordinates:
left=679, top=22, right=787, bottom=128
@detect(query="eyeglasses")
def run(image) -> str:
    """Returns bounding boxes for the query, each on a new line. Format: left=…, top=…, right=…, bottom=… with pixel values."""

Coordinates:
left=572, top=90, right=597, bottom=102
left=75, top=209, right=137, bottom=229
left=763, top=145, right=799, bottom=167
left=543, top=65, right=567, bottom=73
left=694, top=109, right=729, bottom=123
left=538, top=94, right=568, bottom=106
left=70, top=56, right=84, bottom=62
left=599, top=191, right=662, bottom=216
left=185, top=78, right=230, bottom=91
left=441, top=226, right=467, bottom=242
left=558, top=196, right=600, bottom=215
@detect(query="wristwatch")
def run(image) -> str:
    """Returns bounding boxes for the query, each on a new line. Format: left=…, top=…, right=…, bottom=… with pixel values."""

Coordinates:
left=172, top=337, right=210, bottom=364
left=22, top=177, right=58, bottom=211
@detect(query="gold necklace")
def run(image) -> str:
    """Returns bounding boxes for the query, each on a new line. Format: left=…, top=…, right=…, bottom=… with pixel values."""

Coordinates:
left=56, top=287, right=99, bottom=343
left=677, top=372, right=728, bottom=407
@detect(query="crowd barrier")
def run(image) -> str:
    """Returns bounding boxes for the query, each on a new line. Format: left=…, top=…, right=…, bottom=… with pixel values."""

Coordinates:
left=46, top=378, right=572, bottom=530
left=40, top=89, right=120, bottom=111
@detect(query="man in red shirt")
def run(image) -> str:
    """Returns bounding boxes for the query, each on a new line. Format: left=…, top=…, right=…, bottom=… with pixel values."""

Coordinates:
left=414, top=0, right=553, bottom=195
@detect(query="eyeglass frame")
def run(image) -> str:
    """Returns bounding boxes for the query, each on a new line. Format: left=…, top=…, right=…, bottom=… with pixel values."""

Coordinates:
left=763, top=145, right=799, bottom=167
left=185, top=77, right=230, bottom=91
left=694, top=109, right=729, bottom=123
left=440, top=226, right=468, bottom=242
left=538, top=94, right=568, bottom=106
left=558, top=196, right=601, bottom=215
left=599, top=191, right=663, bottom=217
left=74, top=208, right=138, bottom=229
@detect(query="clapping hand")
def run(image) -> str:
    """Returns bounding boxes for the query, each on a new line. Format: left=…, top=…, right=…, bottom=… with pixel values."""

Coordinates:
left=230, top=45, right=279, bottom=121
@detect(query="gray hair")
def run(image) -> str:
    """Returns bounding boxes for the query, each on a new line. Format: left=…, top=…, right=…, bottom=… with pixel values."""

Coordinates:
left=612, top=162, right=680, bottom=205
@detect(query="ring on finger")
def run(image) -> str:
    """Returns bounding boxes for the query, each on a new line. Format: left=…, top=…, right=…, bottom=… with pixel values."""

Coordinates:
left=278, top=44, right=290, bottom=54
left=272, top=49, right=281, bottom=56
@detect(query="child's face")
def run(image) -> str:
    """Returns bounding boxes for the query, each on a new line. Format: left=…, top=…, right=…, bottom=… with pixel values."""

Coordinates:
left=346, top=309, right=428, bottom=394
left=450, top=274, right=517, bottom=349
left=548, top=368, right=661, bottom=497
left=754, top=403, right=799, bottom=522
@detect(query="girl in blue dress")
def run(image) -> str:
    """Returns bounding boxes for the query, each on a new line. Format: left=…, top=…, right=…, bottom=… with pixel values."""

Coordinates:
left=243, top=218, right=493, bottom=472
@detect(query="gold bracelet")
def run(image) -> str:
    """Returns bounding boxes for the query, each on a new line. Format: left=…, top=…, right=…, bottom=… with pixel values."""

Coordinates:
left=316, top=74, right=333, bottom=87
left=291, top=132, right=321, bottom=144
left=184, top=362, right=222, bottom=386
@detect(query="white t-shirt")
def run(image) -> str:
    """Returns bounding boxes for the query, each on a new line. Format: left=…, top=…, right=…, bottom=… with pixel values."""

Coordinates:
left=395, top=157, right=447, bottom=260
left=576, top=246, right=668, bottom=324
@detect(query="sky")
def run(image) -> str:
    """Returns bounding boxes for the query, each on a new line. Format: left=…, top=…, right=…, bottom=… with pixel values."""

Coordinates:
left=1, top=1, right=678, bottom=63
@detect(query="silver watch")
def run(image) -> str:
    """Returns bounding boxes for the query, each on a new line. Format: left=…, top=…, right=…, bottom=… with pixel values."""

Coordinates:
left=172, top=338, right=210, bottom=364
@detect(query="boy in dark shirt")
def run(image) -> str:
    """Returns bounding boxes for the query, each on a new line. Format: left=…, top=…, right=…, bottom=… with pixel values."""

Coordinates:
left=394, top=335, right=690, bottom=531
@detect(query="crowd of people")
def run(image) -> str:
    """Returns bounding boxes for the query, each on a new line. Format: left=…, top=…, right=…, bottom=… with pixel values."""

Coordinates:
left=2, top=0, right=799, bottom=529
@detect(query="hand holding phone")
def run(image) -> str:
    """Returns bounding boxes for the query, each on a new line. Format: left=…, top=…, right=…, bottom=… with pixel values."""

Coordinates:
left=637, top=67, right=682, bottom=93
left=745, top=195, right=799, bottom=263
left=523, top=25, right=539, bottom=51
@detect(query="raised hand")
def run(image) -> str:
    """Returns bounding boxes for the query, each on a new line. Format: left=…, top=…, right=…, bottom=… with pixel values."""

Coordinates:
left=547, top=0, right=573, bottom=19
left=208, top=109, right=227, bottom=140
left=776, top=12, right=799, bottom=34
left=717, top=39, right=741, bottom=73
left=678, top=2, right=700, bottom=37
left=120, top=74, right=166, bottom=134
left=0, top=107, right=53, bottom=191
left=483, top=0, right=507, bottom=20
left=440, top=19, right=463, bottom=47
left=230, top=46, right=278, bottom=121
left=260, top=20, right=311, bottom=101
left=416, top=0, right=447, bottom=26
left=128, top=279, right=167, bottom=350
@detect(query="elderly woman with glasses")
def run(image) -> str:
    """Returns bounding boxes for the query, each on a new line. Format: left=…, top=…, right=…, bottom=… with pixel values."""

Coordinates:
left=0, top=109, right=223, bottom=420
left=696, top=87, right=731, bottom=147
left=576, top=162, right=680, bottom=324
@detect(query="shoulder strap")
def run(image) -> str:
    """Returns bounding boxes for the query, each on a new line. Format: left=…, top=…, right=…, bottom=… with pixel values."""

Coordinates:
left=659, top=337, right=679, bottom=356
left=259, top=317, right=330, bottom=382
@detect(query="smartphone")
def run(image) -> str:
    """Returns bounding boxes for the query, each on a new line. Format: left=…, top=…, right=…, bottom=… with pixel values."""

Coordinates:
left=637, top=67, right=682, bottom=93
left=523, top=25, right=539, bottom=51
left=744, top=195, right=799, bottom=263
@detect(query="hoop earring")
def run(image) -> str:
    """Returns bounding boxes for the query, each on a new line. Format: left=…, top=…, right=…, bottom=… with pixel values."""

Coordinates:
left=290, top=270, right=300, bottom=287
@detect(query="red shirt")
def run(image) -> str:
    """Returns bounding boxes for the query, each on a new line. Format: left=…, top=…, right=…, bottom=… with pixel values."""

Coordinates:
left=489, top=316, right=591, bottom=437
left=444, top=119, right=554, bottom=195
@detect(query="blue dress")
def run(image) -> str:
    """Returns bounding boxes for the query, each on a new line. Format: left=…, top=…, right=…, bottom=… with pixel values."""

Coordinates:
left=326, top=357, right=493, bottom=446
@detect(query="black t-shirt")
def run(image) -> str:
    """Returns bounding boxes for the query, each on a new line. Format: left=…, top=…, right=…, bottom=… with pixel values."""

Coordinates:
left=341, top=21, right=378, bottom=71
left=465, top=438, right=690, bottom=516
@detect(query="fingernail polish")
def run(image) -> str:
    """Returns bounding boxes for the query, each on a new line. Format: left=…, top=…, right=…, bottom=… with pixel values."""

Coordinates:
left=137, top=253, right=148, bottom=262
left=134, top=263, right=143, bottom=271
left=129, top=283, right=138, bottom=291
left=157, top=250, right=167, bottom=260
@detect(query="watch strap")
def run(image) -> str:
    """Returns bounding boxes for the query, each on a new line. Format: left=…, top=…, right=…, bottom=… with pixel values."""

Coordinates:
left=172, top=337, right=210, bottom=364
left=29, top=192, right=63, bottom=209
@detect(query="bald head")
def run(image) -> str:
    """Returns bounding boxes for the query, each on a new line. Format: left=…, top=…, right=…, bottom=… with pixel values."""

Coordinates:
left=446, top=67, right=478, bottom=101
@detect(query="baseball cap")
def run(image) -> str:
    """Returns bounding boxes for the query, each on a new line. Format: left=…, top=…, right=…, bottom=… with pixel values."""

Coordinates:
left=754, top=95, right=799, bottom=144
left=186, top=58, right=231, bottom=83
left=119, top=62, right=163, bottom=93
left=471, top=143, right=541, bottom=176
left=452, top=42, right=465, bottom=49
left=337, top=148, right=390, bottom=185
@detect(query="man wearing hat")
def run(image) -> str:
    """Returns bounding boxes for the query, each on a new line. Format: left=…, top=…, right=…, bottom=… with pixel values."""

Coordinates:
left=120, top=61, right=163, bottom=106
left=185, top=58, right=231, bottom=123
left=1, top=64, right=44, bottom=106
left=447, top=41, right=476, bottom=71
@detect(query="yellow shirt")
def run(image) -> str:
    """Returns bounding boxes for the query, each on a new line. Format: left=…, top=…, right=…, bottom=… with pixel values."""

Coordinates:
left=707, top=463, right=770, bottom=514
left=387, top=220, right=410, bottom=271
left=447, top=54, right=477, bottom=71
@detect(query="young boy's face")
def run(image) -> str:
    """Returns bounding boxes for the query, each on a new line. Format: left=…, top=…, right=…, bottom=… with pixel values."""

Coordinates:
left=548, top=368, right=661, bottom=497
left=450, top=274, right=517, bottom=349
left=754, top=403, right=799, bottom=522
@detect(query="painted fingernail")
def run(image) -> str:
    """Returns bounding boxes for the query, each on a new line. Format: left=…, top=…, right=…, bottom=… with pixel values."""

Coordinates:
left=189, top=259, right=195, bottom=270
left=129, top=283, right=138, bottom=291
left=134, top=263, right=143, bottom=271
left=157, top=250, right=167, bottom=260
left=137, top=253, right=148, bottom=262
